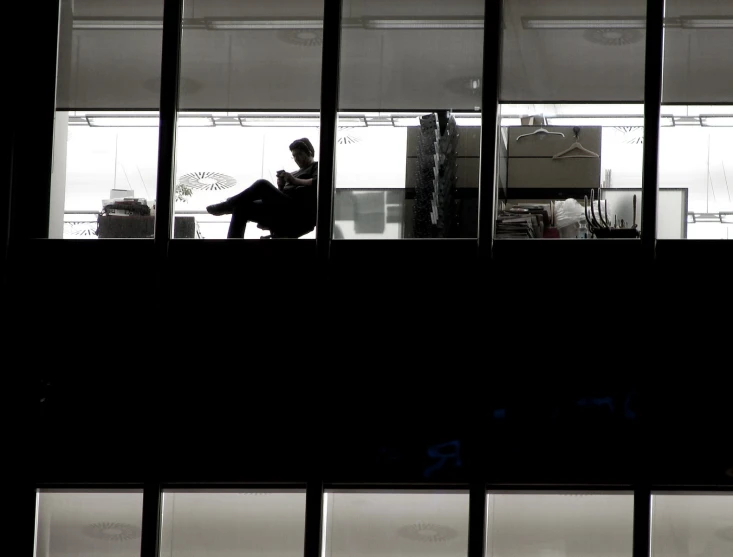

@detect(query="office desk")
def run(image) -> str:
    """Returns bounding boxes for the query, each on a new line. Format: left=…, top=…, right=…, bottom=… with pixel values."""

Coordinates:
left=97, top=215, right=197, bottom=238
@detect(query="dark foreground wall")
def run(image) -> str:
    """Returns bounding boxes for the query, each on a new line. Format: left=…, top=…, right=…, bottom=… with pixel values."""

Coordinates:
left=33, top=374, right=731, bottom=487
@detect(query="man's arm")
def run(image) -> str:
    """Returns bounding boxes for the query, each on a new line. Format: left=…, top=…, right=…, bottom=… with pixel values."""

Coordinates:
left=282, top=163, right=318, bottom=189
left=286, top=175, right=313, bottom=187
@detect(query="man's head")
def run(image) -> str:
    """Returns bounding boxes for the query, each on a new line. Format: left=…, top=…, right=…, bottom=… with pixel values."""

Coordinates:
left=289, top=138, right=315, bottom=168
left=289, top=138, right=315, bottom=157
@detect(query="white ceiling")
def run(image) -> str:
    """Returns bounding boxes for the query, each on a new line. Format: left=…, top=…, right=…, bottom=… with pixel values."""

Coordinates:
left=56, top=0, right=733, bottom=111
left=34, top=491, right=733, bottom=557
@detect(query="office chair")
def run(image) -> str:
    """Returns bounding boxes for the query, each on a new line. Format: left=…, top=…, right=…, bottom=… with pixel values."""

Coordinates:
left=257, top=213, right=316, bottom=239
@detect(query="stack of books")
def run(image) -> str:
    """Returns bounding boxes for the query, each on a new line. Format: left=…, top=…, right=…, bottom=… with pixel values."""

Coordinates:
left=496, top=206, right=548, bottom=238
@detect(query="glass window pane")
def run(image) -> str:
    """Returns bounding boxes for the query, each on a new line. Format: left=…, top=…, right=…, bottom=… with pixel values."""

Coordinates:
left=324, top=490, right=469, bottom=557
left=498, top=0, right=647, bottom=240
left=58, top=113, right=161, bottom=239
left=34, top=490, right=144, bottom=557
left=337, top=1, right=484, bottom=239
left=652, top=493, right=733, bottom=557
left=54, top=0, right=164, bottom=239
left=176, top=1, right=324, bottom=240
left=486, top=492, right=634, bottom=557
left=57, top=1, right=164, bottom=110
left=160, top=490, right=306, bottom=557
left=660, top=1, right=733, bottom=240
left=501, top=0, right=647, bottom=103
left=663, top=1, right=733, bottom=104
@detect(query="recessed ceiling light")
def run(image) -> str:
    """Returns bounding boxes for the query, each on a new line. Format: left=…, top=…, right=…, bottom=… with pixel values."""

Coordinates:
left=397, top=522, right=458, bottom=543
left=278, top=29, right=323, bottom=47
left=583, top=28, right=643, bottom=46
left=83, top=522, right=141, bottom=542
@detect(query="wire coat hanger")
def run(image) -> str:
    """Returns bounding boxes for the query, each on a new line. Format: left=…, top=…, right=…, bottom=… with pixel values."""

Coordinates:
left=552, top=126, right=599, bottom=159
left=515, top=127, right=565, bottom=141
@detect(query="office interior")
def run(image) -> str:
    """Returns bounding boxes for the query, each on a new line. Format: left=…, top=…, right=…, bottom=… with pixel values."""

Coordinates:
left=7, top=0, right=733, bottom=326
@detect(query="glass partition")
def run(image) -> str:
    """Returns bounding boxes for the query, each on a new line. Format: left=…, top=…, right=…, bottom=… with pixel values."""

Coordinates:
left=497, top=0, right=648, bottom=240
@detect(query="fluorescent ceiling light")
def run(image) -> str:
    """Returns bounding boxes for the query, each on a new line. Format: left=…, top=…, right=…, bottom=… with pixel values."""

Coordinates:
left=680, top=17, right=733, bottom=29
left=178, top=115, right=216, bottom=127
left=392, top=116, right=421, bottom=127
left=73, top=17, right=323, bottom=31
left=364, top=18, right=483, bottom=30
left=88, top=115, right=158, bottom=127
left=523, top=15, right=733, bottom=30
left=690, top=212, right=733, bottom=224
left=673, top=116, right=701, bottom=126
left=238, top=114, right=320, bottom=127
left=522, top=17, right=646, bottom=30
left=453, top=113, right=482, bottom=126
left=547, top=116, right=645, bottom=126
left=545, top=115, right=675, bottom=127
left=700, top=116, right=733, bottom=127
left=338, top=117, right=368, bottom=127
left=501, top=104, right=646, bottom=116
left=73, top=18, right=164, bottom=30
left=86, top=114, right=214, bottom=127
left=68, top=116, right=89, bottom=126
left=660, top=116, right=676, bottom=127
left=662, top=105, right=733, bottom=117
left=207, top=19, right=323, bottom=30
left=71, top=15, right=733, bottom=32
left=454, top=118, right=482, bottom=127
left=365, top=117, right=394, bottom=126
left=210, top=116, right=240, bottom=126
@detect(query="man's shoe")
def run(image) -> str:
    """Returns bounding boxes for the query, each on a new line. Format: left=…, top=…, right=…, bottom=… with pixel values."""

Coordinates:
left=206, top=200, right=233, bottom=216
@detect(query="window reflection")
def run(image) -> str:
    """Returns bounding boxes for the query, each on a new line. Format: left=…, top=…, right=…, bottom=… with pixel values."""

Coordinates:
left=651, top=493, right=733, bottom=557
left=34, top=490, right=144, bottom=557
left=323, top=490, right=469, bottom=557
left=160, top=490, right=307, bottom=557
left=486, top=492, right=634, bottom=557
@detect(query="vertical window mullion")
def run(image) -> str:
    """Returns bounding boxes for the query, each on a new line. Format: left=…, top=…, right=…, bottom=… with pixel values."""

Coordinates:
left=140, top=483, right=163, bottom=557
left=154, top=0, right=184, bottom=260
left=316, top=0, right=342, bottom=262
left=304, top=481, right=325, bottom=557
left=9, top=0, right=61, bottom=242
left=633, top=485, right=652, bottom=557
left=641, top=0, right=666, bottom=258
left=478, top=0, right=503, bottom=260
left=468, top=483, right=488, bottom=557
